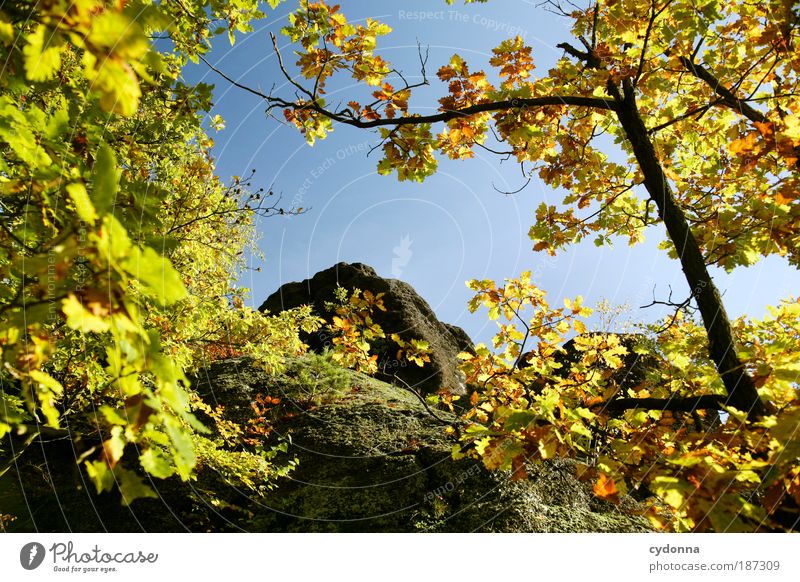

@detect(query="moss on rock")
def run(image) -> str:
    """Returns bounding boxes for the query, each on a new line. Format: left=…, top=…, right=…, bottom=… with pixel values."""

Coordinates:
left=2, top=355, right=653, bottom=532
left=202, top=356, right=653, bottom=532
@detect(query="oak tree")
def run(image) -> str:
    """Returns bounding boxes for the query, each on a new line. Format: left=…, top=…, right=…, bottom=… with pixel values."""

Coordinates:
left=228, top=0, right=799, bottom=530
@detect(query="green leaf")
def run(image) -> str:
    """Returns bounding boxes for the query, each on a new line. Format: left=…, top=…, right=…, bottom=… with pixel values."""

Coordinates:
left=95, top=215, right=132, bottom=263
left=0, top=97, right=52, bottom=167
left=88, top=10, right=147, bottom=56
left=503, top=410, right=538, bottom=431
left=93, top=58, right=142, bottom=116
left=23, top=25, right=63, bottom=81
left=92, top=143, right=119, bottom=215
left=28, top=370, right=63, bottom=396
left=140, top=448, right=175, bottom=479
left=0, top=18, right=14, bottom=45
left=0, top=392, right=27, bottom=437
left=100, top=406, right=128, bottom=426
left=62, top=295, right=110, bottom=333
left=28, top=370, right=63, bottom=427
left=164, top=419, right=196, bottom=480
left=569, top=421, right=593, bottom=438
left=122, top=246, right=187, bottom=306
left=44, top=105, right=70, bottom=140
left=115, top=466, right=158, bottom=506
left=651, top=475, right=690, bottom=510
left=85, top=460, right=115, bottom=494
left=66, top=182, right=98, bottom=224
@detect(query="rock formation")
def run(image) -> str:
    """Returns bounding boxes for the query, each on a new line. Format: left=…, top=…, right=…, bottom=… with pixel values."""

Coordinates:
left=1, top=356, right=652, bottom=532
left=196, top=357, right=653, bottom=532
left=1, top=268, right=660, bottom=533
left=259, top=262, right=473, bottom=395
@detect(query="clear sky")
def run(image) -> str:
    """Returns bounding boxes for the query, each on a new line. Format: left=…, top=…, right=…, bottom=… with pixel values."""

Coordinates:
left=185, top=0, right=800, bottom=346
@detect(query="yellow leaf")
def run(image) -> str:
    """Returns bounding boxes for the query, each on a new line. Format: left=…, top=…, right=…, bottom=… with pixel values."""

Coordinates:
left=729, top=132, right=758, bottom=155
left=66, top=182, right=97, bottom=224
left=29, top=370, right=64, bottom=396
left=62, top=294, right=110, bottom=333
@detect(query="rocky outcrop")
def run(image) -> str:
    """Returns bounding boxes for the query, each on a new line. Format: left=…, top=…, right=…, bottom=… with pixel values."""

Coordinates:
left=194, top=356, right=653, bottom=532
left=1, top=272, right=661, bottom=533
left=259, top=262, right=473, bottom=395
left=1, top=356, right=653, bottom=533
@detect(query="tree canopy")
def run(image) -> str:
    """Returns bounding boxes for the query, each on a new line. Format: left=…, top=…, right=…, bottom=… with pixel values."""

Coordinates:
left=222, top=0, right=800, bottom=531
left=0, top=0, right=320, bottom=506
left=1, top=0, right=798, bottom=532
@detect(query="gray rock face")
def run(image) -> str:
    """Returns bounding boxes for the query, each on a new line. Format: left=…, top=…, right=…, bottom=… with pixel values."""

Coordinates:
left=259, top=262, right=473, bottom=395
left=195, top=356, right=653, bottom=532
left=1, top=356, right=653, bottom=532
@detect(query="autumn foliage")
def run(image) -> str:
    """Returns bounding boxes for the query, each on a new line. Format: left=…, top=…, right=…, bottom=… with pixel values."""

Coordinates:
left=1, top=0, right=798, bottom=533
left=266, top=0, right=800, bottom=531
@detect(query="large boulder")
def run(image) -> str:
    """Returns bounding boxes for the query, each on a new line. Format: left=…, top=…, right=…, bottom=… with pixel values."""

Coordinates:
left=193, top=356, right=654, bottom=532
left=259, top=262, right=473, bottom=395
left=1, top=356, right=653, bottom=533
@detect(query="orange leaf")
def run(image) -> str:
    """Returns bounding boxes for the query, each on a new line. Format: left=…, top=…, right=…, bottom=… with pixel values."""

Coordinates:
left=663, top=165, right=682, bottom=182
left=584, top=396, right=605, bottom=408
left=729, top=132, right=759, bottom=155
left=754, top=121, right=774, bottom=137
left=592, top=473, right=620, bottom=503
left=776, top=184, right=797, bottom=205
left=511, top=455, right=528, bottom=481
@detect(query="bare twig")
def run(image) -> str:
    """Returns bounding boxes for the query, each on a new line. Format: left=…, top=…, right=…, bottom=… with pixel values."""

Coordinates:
left=596, top=394, right=725, bottom=414
left=390, top=374, right=461, bottom=429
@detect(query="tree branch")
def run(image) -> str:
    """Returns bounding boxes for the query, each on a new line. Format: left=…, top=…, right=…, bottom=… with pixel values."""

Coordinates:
left=200, top=39, right=618, bottom=130
left=611, top=78, right=767, bottom=419
left=300, top=94, right=614, bottom=129
left=678, top=57, right=768, bottom=123
left=597, top=394, right=725, bottom=414
left=557, top=41, right=601, bottom=68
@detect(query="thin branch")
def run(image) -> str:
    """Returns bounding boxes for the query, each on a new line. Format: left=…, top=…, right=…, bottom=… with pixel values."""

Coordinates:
left=492, top=177, right=531, bottom=195
left=634, top=0, right=674, bottom=85
left=678, top=57, right=768, bottom=123
left=647, top=99, right=722, bottom=134
left=199, top=53, right=291, bottom=106
left=557, top=41, right=601, bottom=68
left=313, top=95, right=617, bottom=129
left=390, top=374, right=461, bottom=429
left=205, top=35, right=619, bottom=131
left=270, top=32, right=316, bottom=101
left=597, top=394, right=725, bottom=414
left=476, top=142, right=515, bottom=157
left=640, top=284, right=694, bottom=332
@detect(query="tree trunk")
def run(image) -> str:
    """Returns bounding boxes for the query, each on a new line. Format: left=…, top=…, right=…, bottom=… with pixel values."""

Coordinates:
left=612, top=80, right=765, bottom=419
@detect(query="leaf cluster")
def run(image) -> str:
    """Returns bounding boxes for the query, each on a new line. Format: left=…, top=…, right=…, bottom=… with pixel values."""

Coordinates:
left=0, top=0, right=311, bottom=507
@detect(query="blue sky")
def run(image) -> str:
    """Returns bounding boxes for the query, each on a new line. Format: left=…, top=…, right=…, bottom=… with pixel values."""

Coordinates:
left=185, top=0, right=799, bottom=345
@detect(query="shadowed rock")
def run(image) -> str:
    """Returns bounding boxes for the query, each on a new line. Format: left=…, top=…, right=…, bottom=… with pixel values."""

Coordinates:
left=0, top=356, right=653, bottom=533
left=195, top=356, right=654, bottom=532
left=259, top=262, right=473, bottom=395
